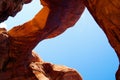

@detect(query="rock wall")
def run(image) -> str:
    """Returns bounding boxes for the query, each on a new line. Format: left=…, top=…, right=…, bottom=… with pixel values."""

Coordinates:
left=0, top=0, right=84, bottom=80
left=0, top=0, right=120, bottom=80
left=84, top=0, right=120, bottom=80
left=0, top=51, right=82, bottom=80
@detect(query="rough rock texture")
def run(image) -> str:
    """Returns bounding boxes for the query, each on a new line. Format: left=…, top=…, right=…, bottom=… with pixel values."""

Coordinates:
left=0, top=0, right=85, bottom=80
left=0, top=51, right=82, bottom=80
left=1, top=0, right=120, bottom=80
left=84, top=0, right=120, bottom=80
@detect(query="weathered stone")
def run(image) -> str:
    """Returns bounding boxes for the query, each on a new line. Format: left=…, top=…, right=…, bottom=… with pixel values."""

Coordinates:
left=0, top=0, right=85, bottom=80
left=84, top=0, right=120, bottom=80
left=1, top=0, right=120, bottom=80
left=0, top=51, right=82, bottom=80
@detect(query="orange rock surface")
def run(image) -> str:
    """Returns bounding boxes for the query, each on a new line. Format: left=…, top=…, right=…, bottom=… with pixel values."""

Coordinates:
left=84, top=0, right=120, bottom=80
left=0, top=0, right=120, bottom=80
left=0, top=51, right=82, bottom=80
left=0, top=0, right=85, bottom=80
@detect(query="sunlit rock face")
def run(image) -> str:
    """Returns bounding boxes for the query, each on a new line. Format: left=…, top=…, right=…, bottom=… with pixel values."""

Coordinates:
left=84, top=0, right=120, bottom=80
left=0, top=51, right=82, bottom=80
left=0, top=0, right=120, bottom=80
left=0, top=0, right=84, bottom=80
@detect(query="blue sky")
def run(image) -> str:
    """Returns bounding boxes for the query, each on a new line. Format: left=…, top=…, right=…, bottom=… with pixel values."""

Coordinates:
left=4, top=0, right=119, bottom=80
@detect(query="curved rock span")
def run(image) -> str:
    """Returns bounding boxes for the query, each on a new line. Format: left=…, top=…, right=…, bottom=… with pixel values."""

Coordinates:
left=0, top=0, right=84, bottom=80
left=0, top=0, right=120, bottom=80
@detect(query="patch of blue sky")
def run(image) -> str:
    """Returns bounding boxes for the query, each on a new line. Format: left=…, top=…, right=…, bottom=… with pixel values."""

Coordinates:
left=4, top=0, right=119, bottom=80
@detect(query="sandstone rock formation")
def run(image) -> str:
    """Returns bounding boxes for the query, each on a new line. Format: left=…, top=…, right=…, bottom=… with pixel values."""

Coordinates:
left=84, top=0, right=120, bottom=79
left=0, top=0, right=120, bottom=80
left=0, top=51, right=82, bottom=80
left=0, top=0, right=84, bottom=80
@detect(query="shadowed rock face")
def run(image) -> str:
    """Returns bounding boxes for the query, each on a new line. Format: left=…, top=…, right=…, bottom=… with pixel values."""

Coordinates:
left=0, top=0, right=120, bottom=80
left=0, top=51, right=82, bottom=80
left=84, top=0, right=120, bottom=79
left=0, top=0, right=32, bottom=23
left=0, top=0, right=84, bottom=80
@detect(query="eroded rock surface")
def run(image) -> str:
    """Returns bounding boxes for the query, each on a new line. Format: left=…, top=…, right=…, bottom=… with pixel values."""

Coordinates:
left=84, top=0, right=120, bottom=79
left=0, top=0, right=120, bottom=80
left=0, top=51, right=82, bottom=80
left=0, top=0, right=84, bottom=80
